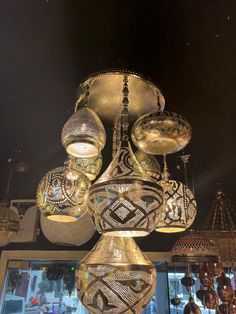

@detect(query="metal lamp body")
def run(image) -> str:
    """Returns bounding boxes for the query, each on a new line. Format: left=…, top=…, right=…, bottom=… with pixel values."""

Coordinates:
left=76, top=236, right=157, bottom=314
left=37, top=166, right=91, bottom=222
left=88, top=141, right=163, bottom=237
left=132, top=111, right=191, bottom=155
left=156, top=180, right=197, bottom=233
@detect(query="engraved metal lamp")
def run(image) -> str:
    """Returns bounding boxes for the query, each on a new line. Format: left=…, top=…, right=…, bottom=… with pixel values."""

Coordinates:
left=65, top=153, right=103, bottom=181
left=88, top=76, right=163, bottom=237
left=76, top=235, right=157, bottom=314
left=132, top=109, right=192, bottom=155
left=61, top=85, right=106, bottom=158
left=36, top=166, right=91, bottom=222
left=156, top=155, right=197, bottom=233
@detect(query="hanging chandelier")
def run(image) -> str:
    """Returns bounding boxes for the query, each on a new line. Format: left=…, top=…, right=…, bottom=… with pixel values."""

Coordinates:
left=37, top=70, right=197, bottom=311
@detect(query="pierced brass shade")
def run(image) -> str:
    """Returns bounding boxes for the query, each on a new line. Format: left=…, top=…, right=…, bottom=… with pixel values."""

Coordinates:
left=135, top=150, right=161, bottom=181
left=61, top=107, right=106, bottom=158
left=40, top=212, right=95, bottom=246
left=132, top=111, right=191, bottom=155
left=36, top=166, right=91, bottom=222
left=0, top=203, right=20, bottom=246
left=156, top=180, right=197, bottom=233
left=76, top=236, right=157, bottom=314
left=88, top=139, right=163, bottom=237
left=171, top=230, right=219, bottom=263
left=65, top=154, right=103, bottom=181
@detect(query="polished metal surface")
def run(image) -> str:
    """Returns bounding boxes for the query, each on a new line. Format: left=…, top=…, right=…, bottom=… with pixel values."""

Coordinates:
left=76, top=71, right=165, bottom=122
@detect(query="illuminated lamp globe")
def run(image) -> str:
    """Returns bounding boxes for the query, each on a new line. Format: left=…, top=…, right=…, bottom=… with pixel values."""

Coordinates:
left=61, top=106, right=106, bottom=158
left=88, top=139, right=163, bottom=237
left=65, top=153, right=103, bottom=181
left=156, top=180, right=197, bottom=233
left=40, top=212, right=95, bottom=246
left=76, top=236, right=157, bottom=314
left=131, top=111, right=192, bottom=155
left=0, top=202, right=20, bottom=246
left=135, top=150, right=161, bottom=181
left=36, top=166, right=91, bottom=222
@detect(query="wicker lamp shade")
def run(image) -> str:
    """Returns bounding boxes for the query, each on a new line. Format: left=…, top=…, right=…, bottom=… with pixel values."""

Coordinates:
left=171, top=230, right=219, bottom=263
left=36, top=166, right=91, bottom=222
left=88, top=139, right=163, bottom=237
left=132, top=111, right=191, bottom=155
left=156, top=180, right=197, bottom=233
left=0, top=203, right=20, bottom=246
left=61, top=106, right=106, bottom=158
left=65, top=154, right=103, bottom=181
left=76, top=236, right=157, bottom=314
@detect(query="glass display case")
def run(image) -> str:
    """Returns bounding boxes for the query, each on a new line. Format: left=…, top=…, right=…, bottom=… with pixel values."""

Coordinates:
left=0, top=252, right=169, bottom=314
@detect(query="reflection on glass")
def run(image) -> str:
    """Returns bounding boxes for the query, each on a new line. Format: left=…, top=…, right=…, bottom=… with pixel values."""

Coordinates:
left=1, top=260, right=170, bottom=314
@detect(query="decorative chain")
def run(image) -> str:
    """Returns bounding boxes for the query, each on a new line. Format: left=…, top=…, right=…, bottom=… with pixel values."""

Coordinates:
left=121, top=75, right=129, bottom=141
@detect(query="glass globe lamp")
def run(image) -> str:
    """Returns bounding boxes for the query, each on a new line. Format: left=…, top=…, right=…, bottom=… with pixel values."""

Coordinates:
left=131, top=111, right=191, bottom=155
left=36, top=166, right=91, bottom=222
left=61, top=106, right=106, bottom=158
left=156, top=180, right=197, bottom=233
left=76, top=236, right=157, bottom=314
left=65, top=153, right=102, bottom=181
left=134, top=150, right=161, bottom=181
left=0, top=202, right=20, bottom=246
left=88, top=139, right=163, bottom=237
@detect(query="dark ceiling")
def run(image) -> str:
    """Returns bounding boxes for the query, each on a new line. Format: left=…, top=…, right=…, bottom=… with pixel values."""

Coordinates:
left=0, top=0, right=236, bottom=252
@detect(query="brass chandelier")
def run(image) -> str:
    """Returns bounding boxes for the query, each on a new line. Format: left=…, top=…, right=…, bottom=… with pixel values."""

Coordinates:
left=36, top=70, right=196, bottom=313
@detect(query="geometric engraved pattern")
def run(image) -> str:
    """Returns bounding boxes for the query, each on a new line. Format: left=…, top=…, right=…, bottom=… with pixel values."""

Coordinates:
left=76, top=264, right=156, bottom=314
left=88, top=142, right=163, bottom=235
left=36, top=166, right=90, bottom=218
left=88, top=179, right=163, bottom=235
left=156, top=180, right=196, bottom=231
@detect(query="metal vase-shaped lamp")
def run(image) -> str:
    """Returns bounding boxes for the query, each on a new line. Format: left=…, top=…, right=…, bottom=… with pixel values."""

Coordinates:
left=88, top=76, right=163, bottom=237
left=76, top=236, right=157, bottom=314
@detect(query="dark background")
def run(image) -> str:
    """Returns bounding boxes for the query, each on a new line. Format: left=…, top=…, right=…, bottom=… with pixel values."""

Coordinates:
left=0, top=0, right=236, bottom=252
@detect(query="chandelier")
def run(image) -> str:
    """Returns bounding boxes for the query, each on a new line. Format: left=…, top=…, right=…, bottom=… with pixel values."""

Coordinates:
left=37, top=70, right=196, bottom=312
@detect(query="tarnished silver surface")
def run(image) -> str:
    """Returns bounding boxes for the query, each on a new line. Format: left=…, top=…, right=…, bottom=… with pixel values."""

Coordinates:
left=76, top=71, right=165, bottom=123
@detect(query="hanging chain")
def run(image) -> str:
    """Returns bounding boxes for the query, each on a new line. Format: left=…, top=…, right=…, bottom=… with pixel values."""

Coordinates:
left=121, top=75, right=129, bottom=141
left=112, top=114, right=121, bottom=158
left=84, top=83, right=90, bottom=108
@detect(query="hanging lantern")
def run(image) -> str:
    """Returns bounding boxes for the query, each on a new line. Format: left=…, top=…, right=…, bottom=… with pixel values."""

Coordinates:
left=181, top=273, right=195, bottom=294
left=183, top=296, right=201, bottom=314
left=61, top=85, right=106, bottom=158
left=36, top=166, right=91, bottom=222
left=204, top=288, right=219, bottom=310
left=219, top=303, right=230, bottom=314
left=134, top=150, right=161, bottom=181
left=76, top=236, right=157, bottom=314
left=65, top=154, right=103, bottom=181
left=171, top=230, right=219, bottom=263
left=88, top=76, right=163, bottom=237
left=196, top=289, right=207, bottom=307
left=132, top=110, right=191, bottom=155
left=0, top=202, right=19, bottom=246
left=170, top=297, right=181, bottom=311
left=40, top=213, right=95, bottom=246
left=156, top=155, right=196, bottom=233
